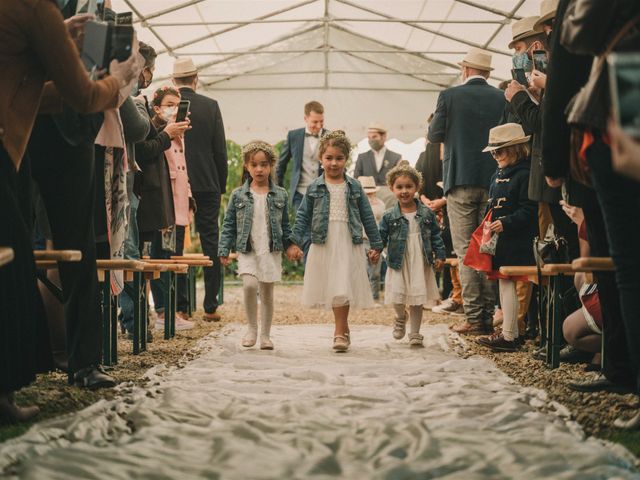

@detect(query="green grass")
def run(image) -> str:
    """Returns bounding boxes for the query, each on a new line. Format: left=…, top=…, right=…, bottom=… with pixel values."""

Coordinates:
left=606, top=430, right=640, bottom=458
left=0, top=422, right=32, bottom=444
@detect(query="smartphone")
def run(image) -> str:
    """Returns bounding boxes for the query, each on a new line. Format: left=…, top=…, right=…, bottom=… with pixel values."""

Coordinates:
left=176, top=100, right=190, bottom=123
left=511, top=68, right=528, bottom=86
left=608, top=52, right=640, bottom=139
left=532, top=50, right=548, bottom=74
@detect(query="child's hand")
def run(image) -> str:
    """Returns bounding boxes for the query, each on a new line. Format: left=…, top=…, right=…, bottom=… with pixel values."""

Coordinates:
left=368, top=249, right=381, bottom=264
left=489, top=220, right=504, bottom=233
left=434, top=259, right=445, bottom=272
left=286, top=245, right=303, bottom=262
left=219, top=256, right=233, bottom=267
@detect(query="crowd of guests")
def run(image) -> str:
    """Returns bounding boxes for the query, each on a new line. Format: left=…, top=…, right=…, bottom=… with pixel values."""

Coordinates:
left=0, top=1, right=227, bottom=422
left=1, top=0, right=640, bottom=433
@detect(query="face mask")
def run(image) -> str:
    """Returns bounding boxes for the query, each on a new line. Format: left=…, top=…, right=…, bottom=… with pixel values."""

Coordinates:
left=368, top=139, right=383, bottom=151
left=512, top=52, right=533, bottom=71
left=139, top=69, right=152, bottom=90
left=161, top=107, right=177, bottom=120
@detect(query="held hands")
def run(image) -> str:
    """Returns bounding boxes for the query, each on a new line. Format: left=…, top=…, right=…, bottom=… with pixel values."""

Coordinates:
left=367, top=249, right=381, bottom=264
left=219, top=256, right=233, bottom=267
left=489, top=220, right=504, bottom=233
left=286, top=245, right=303, bottom=262
left=505, top=80, right=526, bottom=102
left=426, top=197, right=446, bottom=212
left=434, top=259, right=445, bottom=272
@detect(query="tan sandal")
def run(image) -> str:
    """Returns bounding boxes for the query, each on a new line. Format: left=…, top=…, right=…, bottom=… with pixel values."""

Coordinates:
left=333, top=335, right=349, bottom=352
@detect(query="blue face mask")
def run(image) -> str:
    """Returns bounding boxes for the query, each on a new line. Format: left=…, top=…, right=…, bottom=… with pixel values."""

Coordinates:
left=512, top=52, right=533, bottom=71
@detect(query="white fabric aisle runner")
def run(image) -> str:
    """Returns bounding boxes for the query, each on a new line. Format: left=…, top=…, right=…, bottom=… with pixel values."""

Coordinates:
left=1, top=325, right=638, bottom=479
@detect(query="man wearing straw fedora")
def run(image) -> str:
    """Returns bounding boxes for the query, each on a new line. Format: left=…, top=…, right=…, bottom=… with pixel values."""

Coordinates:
left=428, top=48, right=505, bottom=335
left=172, top=57, right=228, bottom=322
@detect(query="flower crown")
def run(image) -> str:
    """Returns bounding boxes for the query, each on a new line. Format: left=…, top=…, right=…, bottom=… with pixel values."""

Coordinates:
left=152, top=85, right=180, bottom=100
left=242, top=141, right=277, bottom=161
left=319, top=129, right=352, bottom=152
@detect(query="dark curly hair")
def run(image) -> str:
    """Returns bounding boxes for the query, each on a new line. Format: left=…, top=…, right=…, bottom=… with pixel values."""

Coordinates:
left=151, top=86, right=181, bottom=107
left=318, top=130, right=352, bottom=159
left=386, top=164, right=423, bottom=190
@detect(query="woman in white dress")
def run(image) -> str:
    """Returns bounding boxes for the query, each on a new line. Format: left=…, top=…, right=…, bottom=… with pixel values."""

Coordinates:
left=379, top=165, right=446, bottom=347
left=219, top=142, right=292, bottom=350
left=288, top=131, right=383, bottom=352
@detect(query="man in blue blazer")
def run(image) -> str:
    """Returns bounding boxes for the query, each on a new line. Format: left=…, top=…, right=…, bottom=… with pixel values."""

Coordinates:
left=428, top=48, right=506, bottom=336
left=276, top=101, right=327, bottom=259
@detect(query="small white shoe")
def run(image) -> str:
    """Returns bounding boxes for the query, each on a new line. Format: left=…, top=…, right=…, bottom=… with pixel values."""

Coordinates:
left=408, top=333, right=424, bottom=347
left=242, top=328, right=257, bottom=348
left=393, top=317, right=407, bottom=340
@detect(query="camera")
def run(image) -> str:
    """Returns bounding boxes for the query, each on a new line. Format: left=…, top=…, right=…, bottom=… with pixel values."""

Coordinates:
left=81, top=20, right=133, bottom=71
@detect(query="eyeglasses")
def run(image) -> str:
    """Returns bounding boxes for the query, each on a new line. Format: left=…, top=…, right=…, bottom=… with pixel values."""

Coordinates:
left=490, top=148, right=506, bottom=159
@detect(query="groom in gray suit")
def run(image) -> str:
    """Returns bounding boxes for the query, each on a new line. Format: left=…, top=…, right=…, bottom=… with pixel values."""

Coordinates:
left=353, top=122, right=401, bottom=208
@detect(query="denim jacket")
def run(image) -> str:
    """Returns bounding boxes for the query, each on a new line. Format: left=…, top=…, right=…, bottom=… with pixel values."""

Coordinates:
left=218, top=180, right=292, bottom=257
left=378, top=200, right=446, bottom=270
left=292, top=174, right=383, bottom=250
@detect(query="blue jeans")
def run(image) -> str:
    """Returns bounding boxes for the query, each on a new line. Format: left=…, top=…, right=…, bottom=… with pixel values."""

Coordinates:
left=118, top=188, right=139, bottom=333
left=292, top=191, right=311, bottom=264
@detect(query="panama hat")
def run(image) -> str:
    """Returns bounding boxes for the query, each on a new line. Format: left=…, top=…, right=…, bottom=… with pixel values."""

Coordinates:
left=482, top=123, right=531, bottom=152
left=172, top=57, right=198, bottom=78
left=534, top=0, right=559, bottom=32
left=508, top=16, right=541, bottom=49
left=367, top=121, right=387, bottom=134
left=358, top=176, right=379, bottom=192
left=458, top=48, right=493, bottom=71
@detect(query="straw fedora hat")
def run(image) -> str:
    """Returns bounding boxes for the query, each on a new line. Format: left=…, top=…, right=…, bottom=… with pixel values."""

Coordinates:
left=534, top=0, right=559, bottom=32
left=172, top=57, right=198, bottom=78
left=508, top=16, right=541, bottom=49
left=358, top=176, right=379, bottom=192
left=367, top=121, right=387, bottom=134
left=457, top=48, right=493, bottom=71
left=482, top=123, right=531, bottom=152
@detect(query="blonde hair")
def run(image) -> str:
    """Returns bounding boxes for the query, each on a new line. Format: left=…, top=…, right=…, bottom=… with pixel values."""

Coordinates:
left=386, top=164, right=423, bottom=190
left=318, top=130, right=352, bottom=158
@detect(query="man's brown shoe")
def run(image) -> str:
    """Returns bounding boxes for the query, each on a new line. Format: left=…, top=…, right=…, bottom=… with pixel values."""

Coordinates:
left=203, top=312, right=222, bottom=322
left=450, top=321, right=493, bottom=336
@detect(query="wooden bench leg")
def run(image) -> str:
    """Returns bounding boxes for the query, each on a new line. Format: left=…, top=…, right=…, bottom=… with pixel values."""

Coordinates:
left=140, top=274, right=148, bottom=352
left=101, top=272, right=113, bottom=366
left=218, top=265, right=224, bottom=306
left=163, top=271, right=172, bottom=340
left=111, top=293, right=118, bottom=365
left=546, top=274, right=566, bottom=370
left=170, top=271, right=177, bottom=338
left=187, top=266, right=196, bottom=317
left=126, top=273, right=143, bottom=355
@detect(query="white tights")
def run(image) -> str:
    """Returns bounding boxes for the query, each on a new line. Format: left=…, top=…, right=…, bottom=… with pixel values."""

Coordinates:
left=242, top=275, right=274, bottom=339
left=499, top=278, right=518, bottom=341
left=393, top=304, right=423, bottom=334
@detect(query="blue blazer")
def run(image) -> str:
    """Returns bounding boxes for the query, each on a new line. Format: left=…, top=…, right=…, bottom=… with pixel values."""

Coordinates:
left=427, top=78, right=505, bottom=195
left=276, top=127, right=327, bottom=202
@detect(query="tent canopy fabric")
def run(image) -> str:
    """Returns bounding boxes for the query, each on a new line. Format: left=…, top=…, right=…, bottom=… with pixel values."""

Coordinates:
left=113, top=0, right=542, bottom=146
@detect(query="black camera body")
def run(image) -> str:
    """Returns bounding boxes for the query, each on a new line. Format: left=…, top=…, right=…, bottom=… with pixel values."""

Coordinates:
left=81, top=20, right=133, bottom=71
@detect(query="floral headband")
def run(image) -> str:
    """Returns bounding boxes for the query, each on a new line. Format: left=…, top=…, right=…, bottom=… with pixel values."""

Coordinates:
left=319, top=129, right=352, bottom=151
left=242, top=141, right=277, bottom=161
left=152, top=85, right=180, bottom=101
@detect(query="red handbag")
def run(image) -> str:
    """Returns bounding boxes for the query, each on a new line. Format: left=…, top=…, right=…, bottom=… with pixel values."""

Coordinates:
left=463, top=209, right=493, bottom=273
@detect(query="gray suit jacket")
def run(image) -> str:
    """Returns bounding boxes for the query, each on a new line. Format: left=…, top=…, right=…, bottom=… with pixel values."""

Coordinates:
left=353, top=148, right=401, bottom=186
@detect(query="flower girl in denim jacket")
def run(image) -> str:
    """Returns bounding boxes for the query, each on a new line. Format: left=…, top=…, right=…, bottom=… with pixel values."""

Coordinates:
left=379, top=165, right=446, bottom=347
left=219, top=142, right=292, bottom=350
left=289, top=131, right=383, bottom=352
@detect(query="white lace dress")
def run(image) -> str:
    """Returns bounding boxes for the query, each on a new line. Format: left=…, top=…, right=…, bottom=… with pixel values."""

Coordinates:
left=384, top=211, right=439, bottom=306
left=302, top=182, right=374, bottom=309
left=237, top=191, right=282, bottom=283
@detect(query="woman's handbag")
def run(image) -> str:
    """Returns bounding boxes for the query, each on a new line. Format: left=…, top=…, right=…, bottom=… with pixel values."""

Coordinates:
left=463, top=210, right=493, bottom=273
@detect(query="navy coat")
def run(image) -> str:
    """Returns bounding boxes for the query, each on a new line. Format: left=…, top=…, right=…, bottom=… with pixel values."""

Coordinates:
left=428, top=78, right=505, bottom=195
left=486, top=160, right=538, bottom=270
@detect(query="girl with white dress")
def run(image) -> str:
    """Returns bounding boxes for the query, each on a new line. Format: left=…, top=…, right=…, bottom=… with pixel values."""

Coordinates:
left=219, top=142, right=292, bottom=350
left=288, top=131, right=383, bottom=352
left=379, top=165, right=446, bottom=347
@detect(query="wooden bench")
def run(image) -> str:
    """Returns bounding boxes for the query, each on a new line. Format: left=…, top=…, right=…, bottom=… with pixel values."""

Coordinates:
left=444, top=257, right=459, bottom=268
left=34, top=249, right=82, bottom=262
left=34, top=250, right=83, bottom=303
left=499, top=264, right=575, bottom=369
left=170, top=255, right=214, bottom=316
left=0, top=248, right=14, bottom=267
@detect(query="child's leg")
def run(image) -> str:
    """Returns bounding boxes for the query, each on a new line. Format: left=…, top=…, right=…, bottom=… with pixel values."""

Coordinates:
left=392, top=304, right=407, bottom=339
left=258, top=282, right=274, bottom=349
left=332, top=298, right=350, bottom=351
left=408, top=305, right=423, bottom=334
left=242, top=274, right=259, bottom=347
left=499, top=278, right=519, bottom=341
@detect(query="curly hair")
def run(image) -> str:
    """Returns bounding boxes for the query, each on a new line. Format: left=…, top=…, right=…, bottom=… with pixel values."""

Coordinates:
left=386, top=164, right=423, bottom=190
left=151, top=86, right=181, bottom=107
left=318, top=130, right=352, bottom=159
left=242, top=141, right=277, bottom=167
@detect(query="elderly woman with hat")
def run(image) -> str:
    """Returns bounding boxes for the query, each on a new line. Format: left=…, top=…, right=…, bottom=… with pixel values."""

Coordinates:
left=474, top=124, right=537, bottom=353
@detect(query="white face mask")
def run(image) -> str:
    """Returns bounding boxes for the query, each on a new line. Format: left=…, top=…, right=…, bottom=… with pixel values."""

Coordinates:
left=161, top=106, right=177, bottom=121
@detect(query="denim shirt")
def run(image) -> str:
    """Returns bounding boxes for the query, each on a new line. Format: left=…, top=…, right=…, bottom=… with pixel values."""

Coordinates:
left=218, top=180, right=292, bottom=257
left=292, top=174, right=383, bottom=250
left=378, top=200, right=446, bottom=269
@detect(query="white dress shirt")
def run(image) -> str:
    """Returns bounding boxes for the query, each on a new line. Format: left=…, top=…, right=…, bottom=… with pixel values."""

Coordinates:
left=373, top=146, right=387, bottom=172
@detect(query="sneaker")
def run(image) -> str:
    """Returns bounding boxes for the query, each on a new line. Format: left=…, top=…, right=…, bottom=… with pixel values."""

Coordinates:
left=408, top=333, right=424, bottom=347
left=431, top=298, right=454, bottom=314
left=476, top=333, right=518, bottom=352
left=449, top=303, right=465, bottom=316
left=450, top=322, right=493, bottom=336
left=175, top=317, right=194, bottom=331
left=73, top=365, right=116, bottom=389
left=242, top=328, right=257, bottom=347
left=260, top=337, right=274, bottom=350
left=433, top=300, right=464, bottom=315
left=393, top=317, right=407, bottom=340
left=422, top=299, right=440, bottom=311
left=333, top=335, right=349, bottom=352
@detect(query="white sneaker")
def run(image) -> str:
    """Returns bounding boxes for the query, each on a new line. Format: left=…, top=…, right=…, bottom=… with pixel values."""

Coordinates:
left=422, top=299, right=440, bottom=311
left=431, top=297, right=454, bottom=314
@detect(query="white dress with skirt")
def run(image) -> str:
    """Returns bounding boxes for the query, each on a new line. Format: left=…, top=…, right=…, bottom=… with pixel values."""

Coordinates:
left=302, top=182, right=374, bottom=309
left=384, top=211, right=439, bottom=306
left=237, top=191, right=282, bottom=283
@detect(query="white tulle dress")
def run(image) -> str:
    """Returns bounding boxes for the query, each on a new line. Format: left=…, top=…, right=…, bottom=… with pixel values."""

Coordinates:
left=302, top=182, right=374, bottom=309
left=237, top=191, right=282, bottom=283
left=384, top=211, right=439, bottom=306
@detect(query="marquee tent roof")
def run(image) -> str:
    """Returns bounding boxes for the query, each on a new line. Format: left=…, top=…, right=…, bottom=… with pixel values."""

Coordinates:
left=112, top=0, right=544, bottom=147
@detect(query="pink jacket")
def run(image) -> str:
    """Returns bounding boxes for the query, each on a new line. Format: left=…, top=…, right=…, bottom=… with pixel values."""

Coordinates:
left=165, top=137, right=192, bottom=226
